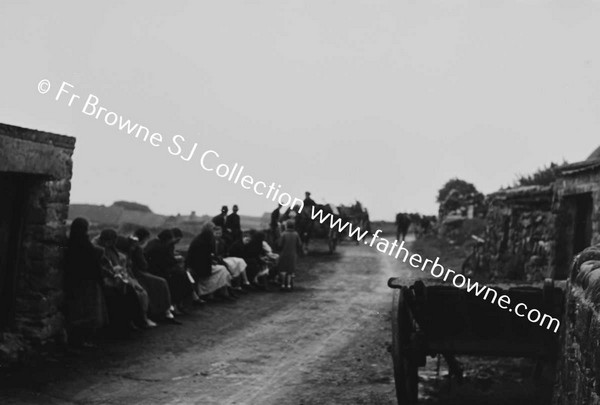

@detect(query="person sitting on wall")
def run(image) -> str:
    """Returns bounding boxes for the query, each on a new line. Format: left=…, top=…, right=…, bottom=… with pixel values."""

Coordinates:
left=116, top=228, right=180, bottom=325
left=262, top=235, right=280, bottom=282
left=214, top=226, right=251, bottom=290
left=94, top=229, right=156, bottom=331
left=185, top=222, right=235, bottom=301
left=240, top=230, right=271, bottom=288
left=64, top=217, right=109, bottom=347
left=144, top=229, right=194, bottom=314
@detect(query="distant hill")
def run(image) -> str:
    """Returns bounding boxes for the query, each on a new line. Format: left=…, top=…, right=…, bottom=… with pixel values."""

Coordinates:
left=68, top=204, right=166, bottom=228
left=112, top=200, right=152, bottom=213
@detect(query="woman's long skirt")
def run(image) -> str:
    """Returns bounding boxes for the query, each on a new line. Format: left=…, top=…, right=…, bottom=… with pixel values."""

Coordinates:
left=196, top=265, right=232, bottom=296
left=222, top=257, right=247, bottom=278
left=66, top=279, right=108, bottom=329
left=136, top=271, right=172, bottom=318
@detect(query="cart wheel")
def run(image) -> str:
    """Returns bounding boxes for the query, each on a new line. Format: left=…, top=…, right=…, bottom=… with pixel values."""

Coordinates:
left=391, top=288, right=419, bottom=404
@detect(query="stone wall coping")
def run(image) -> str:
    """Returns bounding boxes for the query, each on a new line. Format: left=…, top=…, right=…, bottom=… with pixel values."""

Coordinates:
left=0, top=123, right=75, bottom=150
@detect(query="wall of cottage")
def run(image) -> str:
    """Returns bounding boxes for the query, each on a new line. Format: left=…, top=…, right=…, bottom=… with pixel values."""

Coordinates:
left=0, top=124, right=75, bottom=364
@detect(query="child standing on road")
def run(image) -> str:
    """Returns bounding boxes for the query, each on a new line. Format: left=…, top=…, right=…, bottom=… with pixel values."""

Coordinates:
left=278, top=220, right=302, bottom=291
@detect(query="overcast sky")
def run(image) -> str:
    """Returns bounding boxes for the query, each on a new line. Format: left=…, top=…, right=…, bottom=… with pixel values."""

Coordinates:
left=1, top=1, right=599, bottom=220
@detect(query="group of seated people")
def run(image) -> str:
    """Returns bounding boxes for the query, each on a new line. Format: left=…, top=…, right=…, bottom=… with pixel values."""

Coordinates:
left=63, top=214, right=297, bottom=348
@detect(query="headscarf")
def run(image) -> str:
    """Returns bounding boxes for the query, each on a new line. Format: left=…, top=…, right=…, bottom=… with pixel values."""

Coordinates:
left=69, top=217, right=89, bottom=244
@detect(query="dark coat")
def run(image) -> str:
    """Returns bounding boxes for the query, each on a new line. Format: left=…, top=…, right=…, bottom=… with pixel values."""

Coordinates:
left=270, top=208, right=280, bottom=228
left=144, top=238, right=177, bottom=278
left=225, top=213, right=241, bottom=234
left=278, top=230, right=302, bottom=274
left=185, top=230, right=214, bottom=279
left=212, top=214, right=227, bottom=229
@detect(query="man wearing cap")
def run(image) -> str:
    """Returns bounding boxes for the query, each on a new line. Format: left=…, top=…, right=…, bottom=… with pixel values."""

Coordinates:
left=212, top=206, right=228, bottom=229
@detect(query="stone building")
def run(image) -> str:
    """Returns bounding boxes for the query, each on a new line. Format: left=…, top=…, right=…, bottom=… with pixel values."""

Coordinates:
left=552, top=152, right=600, bottom=279
left=0, top=123, right=75, bottom=363
left=483, top=185, right=555, bottom=281
left=551, top=146, right=600, bottom=404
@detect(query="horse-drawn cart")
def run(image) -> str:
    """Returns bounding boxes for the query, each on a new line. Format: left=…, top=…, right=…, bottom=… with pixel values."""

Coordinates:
left=386, top=277, right=565, bottom=404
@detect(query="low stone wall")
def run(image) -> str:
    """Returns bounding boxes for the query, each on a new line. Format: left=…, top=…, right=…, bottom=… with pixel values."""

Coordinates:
left=553, top=245, right=600, bottom=404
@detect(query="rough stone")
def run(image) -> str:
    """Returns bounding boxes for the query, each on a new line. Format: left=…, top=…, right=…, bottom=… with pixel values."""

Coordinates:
left=0, top=123, right=74, bottom=365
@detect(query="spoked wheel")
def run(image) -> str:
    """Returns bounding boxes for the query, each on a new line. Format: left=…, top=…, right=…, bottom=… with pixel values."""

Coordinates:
left=391, top=288, right=419, bottom=404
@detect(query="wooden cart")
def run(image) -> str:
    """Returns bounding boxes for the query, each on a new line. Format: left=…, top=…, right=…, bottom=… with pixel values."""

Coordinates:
left=386, top=277, right=565, bottom=404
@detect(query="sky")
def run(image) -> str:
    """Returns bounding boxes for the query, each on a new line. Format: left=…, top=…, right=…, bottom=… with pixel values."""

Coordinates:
left=1, top=1, right=599, bottom=220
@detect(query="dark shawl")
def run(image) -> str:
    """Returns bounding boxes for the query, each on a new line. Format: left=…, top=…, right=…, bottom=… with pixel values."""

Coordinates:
left=185, top=230, right=214, bottom=278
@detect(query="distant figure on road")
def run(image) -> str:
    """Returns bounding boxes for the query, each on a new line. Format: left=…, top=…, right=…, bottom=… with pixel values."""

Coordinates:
left=303, top=191, right=316, bottom=212
left=395, top=213, right=411, bottom=242
left=278, top=220, right=302, bottom=291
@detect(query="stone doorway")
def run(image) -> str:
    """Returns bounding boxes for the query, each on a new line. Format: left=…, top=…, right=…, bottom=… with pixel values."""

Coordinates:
left=0, top=174, right=29, bottom=331
left=556, top=192, right=593, bottom=279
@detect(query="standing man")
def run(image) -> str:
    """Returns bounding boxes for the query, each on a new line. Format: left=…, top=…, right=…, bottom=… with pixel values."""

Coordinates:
left=226, top=204, right=242, bottom=242
left=212, top=205, right=228, bottom=229
left=270, top=203, right=282, bottom=244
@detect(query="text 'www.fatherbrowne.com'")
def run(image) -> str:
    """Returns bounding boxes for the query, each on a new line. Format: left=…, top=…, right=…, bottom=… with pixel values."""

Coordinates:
left=309, top=205, right=561, bottom=333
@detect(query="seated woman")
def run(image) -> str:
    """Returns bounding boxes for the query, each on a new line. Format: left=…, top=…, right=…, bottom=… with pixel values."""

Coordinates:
left=185, top=222, right=234, bottom=301
left=234, top=230, right=270, bottom=288
left=144, top=229, right=195, bottom=314
left=116, top=228, right=180, bottom=324
left=262, top=237, right=280, bottom=282
left=64, top=217, right=108, bottom=347
left=214, top=226, right=250, bottom=289
left=94, top=229, right=156, bottom=330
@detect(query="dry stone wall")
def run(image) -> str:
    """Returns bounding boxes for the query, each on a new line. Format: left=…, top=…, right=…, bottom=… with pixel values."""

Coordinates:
left=553, top=246, right=600, bottom=405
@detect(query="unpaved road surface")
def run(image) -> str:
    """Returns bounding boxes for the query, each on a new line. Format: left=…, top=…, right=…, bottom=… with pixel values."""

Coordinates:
left=0, top=236, right=552, bottom=405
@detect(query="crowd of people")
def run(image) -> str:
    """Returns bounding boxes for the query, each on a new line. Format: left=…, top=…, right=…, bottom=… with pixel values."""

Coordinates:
left=63, top=203, right=302, bottom=348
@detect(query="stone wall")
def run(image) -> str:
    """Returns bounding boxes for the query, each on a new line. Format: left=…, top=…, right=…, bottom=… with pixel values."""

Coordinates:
left=553, top=246, right=600, bottom=404
left=483, top=186, right=555, bottom=281
left=0, top=123, right=75, bottom=364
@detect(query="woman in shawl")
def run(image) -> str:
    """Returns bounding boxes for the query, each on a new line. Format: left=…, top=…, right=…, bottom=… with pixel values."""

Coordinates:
left=64, top=217, right=108, bottom=347
left=116, top=228, right=179, bottom=324
left=214, top=226, right=250, bottom=289
left=94, top=229, right=155, bottom=330
left=144, top=229, right=194, bottom=314
left=185, top=222, right=234, bottom=300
